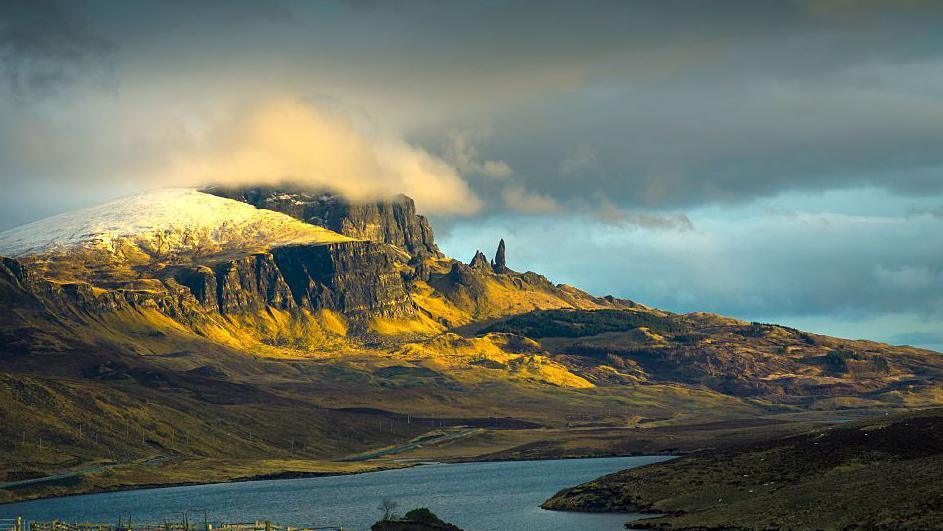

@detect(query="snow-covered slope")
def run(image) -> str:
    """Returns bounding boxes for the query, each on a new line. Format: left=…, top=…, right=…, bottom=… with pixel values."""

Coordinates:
left=0, top=188, right=356, bottom=259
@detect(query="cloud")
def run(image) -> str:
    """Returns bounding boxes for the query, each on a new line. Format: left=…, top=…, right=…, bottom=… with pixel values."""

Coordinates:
left=6, top=1, right=943, bottom=223
left=615, top=212, right=693, bottom=231
left=501, top=184, right=560, bottom=214
left=804, top=0, right=939, bottom=21
left=440, top=190, right=943, bottom=340
left=444, top=128, right=513, bottom=179
left=0, top=0, right=116, bottom=102
left=560, top=145, right=598, bottom=176
left=164, top=98, right=481, bottom=215
left=887, top=331, right=943, bottom=349
left=0, top=95, right=482, bottom=227
left=591, top=194, right=693, bottom=231
left=873, top=265, right=940, bottom=292
left=0, top=1, right=941, bottom=348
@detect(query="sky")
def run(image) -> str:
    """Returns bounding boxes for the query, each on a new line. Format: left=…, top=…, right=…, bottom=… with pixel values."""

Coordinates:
left=1, top=0, right=942, bottom=349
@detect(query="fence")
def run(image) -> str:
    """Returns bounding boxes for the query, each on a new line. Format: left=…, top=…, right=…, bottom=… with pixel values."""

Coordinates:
left=25, top=521, right=342, bottom=531
left=219, top=522, right=343, bottom=531
left=0, top=518, right=22, bottom=531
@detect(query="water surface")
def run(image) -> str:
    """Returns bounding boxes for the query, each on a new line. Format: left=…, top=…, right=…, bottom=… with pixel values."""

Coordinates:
left=0, top=456, right=674, bottom=531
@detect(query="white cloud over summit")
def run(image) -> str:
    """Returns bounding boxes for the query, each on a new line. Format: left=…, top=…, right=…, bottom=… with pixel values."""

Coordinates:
left=165, top=98, right=481, bottom=215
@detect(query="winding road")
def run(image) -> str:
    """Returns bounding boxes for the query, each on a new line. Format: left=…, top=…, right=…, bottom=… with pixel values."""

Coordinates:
left=338, top=428, right=482, bottom=462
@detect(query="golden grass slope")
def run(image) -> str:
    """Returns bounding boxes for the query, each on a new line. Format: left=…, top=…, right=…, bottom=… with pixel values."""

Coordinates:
left=394, top=332, right=593, bottom=388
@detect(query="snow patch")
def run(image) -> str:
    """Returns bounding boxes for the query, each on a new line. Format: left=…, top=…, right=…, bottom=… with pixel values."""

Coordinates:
left=0, top=188, right=356, bottom=258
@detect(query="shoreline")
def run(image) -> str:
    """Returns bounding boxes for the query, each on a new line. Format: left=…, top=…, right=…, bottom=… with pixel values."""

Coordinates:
left=0, top=463, right=412, bottom=507
left=0, top=453, right=675, bottom=507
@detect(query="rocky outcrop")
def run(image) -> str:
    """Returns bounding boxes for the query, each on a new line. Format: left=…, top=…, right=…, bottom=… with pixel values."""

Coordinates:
left=469, top=250, right=490, bottom=270
left=492, top=238, right=509, bottom=273
left=0, top=256, right=36, bottom=305
left=213, top=254, right=295, bottom=313
left=173, top=242, right=414, bottom=317
left=407, top=255, right=433, bottom=282
left=447, top=261, right=488, bottom=297
left=272, top=241, right=414, bottom=317
left=1, top=256, right=193, bottom=318
left=173, top=266, right=219, bottom=311
left=205, top=186, right=442, bottom=258
left=0, top=256, right=30, bottom=285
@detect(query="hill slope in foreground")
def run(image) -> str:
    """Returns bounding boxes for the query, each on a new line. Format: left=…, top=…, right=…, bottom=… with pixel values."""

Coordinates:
left=543, top=408, right=943, bottom=530
left=0, top=185, right=941, bottom=503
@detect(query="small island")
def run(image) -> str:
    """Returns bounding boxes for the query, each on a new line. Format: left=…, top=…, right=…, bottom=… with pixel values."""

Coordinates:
left=372, top=507, right=463, bottom=531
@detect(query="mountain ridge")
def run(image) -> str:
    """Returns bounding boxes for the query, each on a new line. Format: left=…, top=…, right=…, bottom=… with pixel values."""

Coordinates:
left=0, top=188, right=357, bottom=259
left=204, top=185, right=442, bottom=258
left=1, top=185, right=941, bottom=503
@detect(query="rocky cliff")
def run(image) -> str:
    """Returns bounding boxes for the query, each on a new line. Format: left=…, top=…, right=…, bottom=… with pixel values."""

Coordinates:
left=205, top=185, right=441, bottom=257
left=271, top=242, right=413, bottom=317
left=3, top=240, right=414, bottom=328
left=0, top=187, right=420, bottom=326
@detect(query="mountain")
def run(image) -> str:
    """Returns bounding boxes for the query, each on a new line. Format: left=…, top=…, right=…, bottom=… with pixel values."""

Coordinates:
left=0, top=188, right=355, bottom=261
left=0, top=187, right=616, bottom=328
left=204, top=185, right=441, bottom=257
left=0, top=185, right=941, bottom=503
left=489, top=309, right=943, bottom=405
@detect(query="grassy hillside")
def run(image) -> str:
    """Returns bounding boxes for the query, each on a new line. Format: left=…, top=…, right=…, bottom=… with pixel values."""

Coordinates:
left=482, top=308, right=682, bottom=338
left=543, top=408, right=943, bottom=530
left=2, top=189, right=943, bottom=505
left=486, top=309, right=943, bottom=407
left=1, top=300, right=775, bottom=502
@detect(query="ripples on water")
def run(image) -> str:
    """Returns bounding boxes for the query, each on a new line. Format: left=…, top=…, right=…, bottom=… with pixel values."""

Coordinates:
left=0, top=456, right=674, bottom=531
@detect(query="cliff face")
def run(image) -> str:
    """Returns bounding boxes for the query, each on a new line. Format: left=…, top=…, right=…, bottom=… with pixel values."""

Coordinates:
left=0, top=256, right=38, bottom=309
left=179, top=243, right=414, bottom=317
left=272, top=242, right=413, bottom=317
left=215, top=255, right=296, bottom=313
left=173, top=255, right=297, bottom=314
left=3, top=240, right=414, bottom=326
left=205, top=186, right=441, bottom=258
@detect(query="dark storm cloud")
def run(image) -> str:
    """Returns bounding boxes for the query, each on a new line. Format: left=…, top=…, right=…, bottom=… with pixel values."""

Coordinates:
left=0, top=0, right=116, bottom=101
left=1, top=0, right=942, bottom=344
left=4, top=0, right=943, bottom=214
left=436, top=0, right=943, bottom=210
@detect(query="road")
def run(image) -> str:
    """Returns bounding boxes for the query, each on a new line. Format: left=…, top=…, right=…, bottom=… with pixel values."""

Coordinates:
left=0, top=456, right=169, bottom=490
left=338, top=428, right=482, bottom=462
